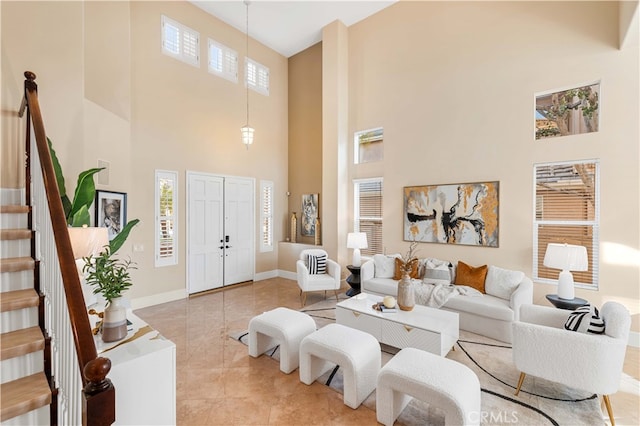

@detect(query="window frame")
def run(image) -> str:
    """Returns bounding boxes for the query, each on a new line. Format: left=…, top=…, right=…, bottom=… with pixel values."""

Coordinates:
left=208, top=38, right=238, bottom=83
left=354, top=177, right=384, bottom=256
left=161, top=15, right=200, bottom=68
left=354, top=127, right=384, bottom=164
left=532, top=159, right=600, bottom=289
left=260, top=180, right=274, bottom=253
left=155, top=170, right=178, bottom=267
left=245, top=57, right=269, bottom=96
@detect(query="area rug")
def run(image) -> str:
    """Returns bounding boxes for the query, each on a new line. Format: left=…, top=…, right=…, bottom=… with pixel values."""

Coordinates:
left=230, top=296, right=606, bottom=425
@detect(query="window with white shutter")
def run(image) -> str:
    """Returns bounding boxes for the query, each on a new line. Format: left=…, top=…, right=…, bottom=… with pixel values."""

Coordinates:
left=156, top=170, right=178, bottom=267
left=245, top=57, right=269, bottom=96
left=208, top=39, right=238, bottom=83
left=354, top=178, right=383, bottom=256
left=260, top=180, right=274, bottom=252
left=161, top=15, right=199, bottom=67
left=533, top=160, right=599, bottom=288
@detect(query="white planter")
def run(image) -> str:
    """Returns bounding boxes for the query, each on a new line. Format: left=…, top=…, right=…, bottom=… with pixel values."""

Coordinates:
left=102, top=296, right=127, bottom=342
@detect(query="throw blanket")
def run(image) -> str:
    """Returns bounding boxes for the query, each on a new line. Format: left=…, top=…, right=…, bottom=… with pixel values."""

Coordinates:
left=413, top=280, right=482, bottom=308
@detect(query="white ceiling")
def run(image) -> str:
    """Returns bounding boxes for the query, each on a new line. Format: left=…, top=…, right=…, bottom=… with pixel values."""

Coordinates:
left=190, top=1, right=397, bottom=58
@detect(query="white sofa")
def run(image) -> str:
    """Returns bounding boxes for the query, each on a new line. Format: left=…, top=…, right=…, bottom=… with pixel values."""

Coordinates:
left=361, top=258, right=533, bottom=343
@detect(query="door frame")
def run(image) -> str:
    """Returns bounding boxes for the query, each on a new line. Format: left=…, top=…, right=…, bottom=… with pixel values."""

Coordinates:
left=186, top=170, right=256, bottom=294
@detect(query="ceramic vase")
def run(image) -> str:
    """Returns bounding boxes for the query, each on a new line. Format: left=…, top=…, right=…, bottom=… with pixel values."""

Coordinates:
left=291, top=212, right=297, bottom=243
left=397, top=273, right=415, bottom=311
left=102, top=296, right=128, bottom=342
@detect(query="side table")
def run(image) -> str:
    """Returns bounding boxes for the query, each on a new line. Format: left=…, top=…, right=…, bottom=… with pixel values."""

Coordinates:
left=346, top=265, right=361, bottom=297
left=545, top=294, right=588, bottom=310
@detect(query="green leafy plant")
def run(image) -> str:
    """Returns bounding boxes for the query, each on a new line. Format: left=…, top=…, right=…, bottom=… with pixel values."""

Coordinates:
left=82, top=246, right=136, bottom=304
left=48, top=137, right=139, bottom=254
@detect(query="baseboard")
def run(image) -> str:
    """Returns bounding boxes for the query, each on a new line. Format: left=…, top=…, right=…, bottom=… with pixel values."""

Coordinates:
left=253, top=270, right=279, bottom=281
left=278, top=270, right=297, bottom=281
left=0, top=188, right=25, bottom=204
left=628, top=331, right=639, bottom=348
left=131, top=289, right=187, bottom=310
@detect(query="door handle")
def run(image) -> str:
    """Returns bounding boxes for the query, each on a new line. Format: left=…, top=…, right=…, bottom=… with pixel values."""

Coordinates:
left=219, top=246, right=224, bottom=249
left=226, top=245, right=232, bottom=249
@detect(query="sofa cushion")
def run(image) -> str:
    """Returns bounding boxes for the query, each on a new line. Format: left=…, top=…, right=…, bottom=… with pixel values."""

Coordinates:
left=307, top=254, right=327, bottom=274
left=564, top=304, right=606, bottom=334
left=485, top=265, right=524, bottom=300
left=444, top=293, right=514, bottom=322
left=422, top=259, right=453, bottom=285
left=373, top=254, right=399, bottom=278
left=455, top=261, right=488, bottom=293
left=393, top=257, right=420, bottom=280
left=365, top=277, right=399, bottom=297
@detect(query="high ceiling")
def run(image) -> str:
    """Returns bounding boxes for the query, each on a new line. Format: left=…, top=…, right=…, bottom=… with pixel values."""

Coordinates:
left=190, top=1, right=397, bottom=58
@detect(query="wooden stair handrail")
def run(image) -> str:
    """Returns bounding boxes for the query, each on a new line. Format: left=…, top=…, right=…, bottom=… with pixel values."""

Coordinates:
left=20, top=71, right=115, bottom=425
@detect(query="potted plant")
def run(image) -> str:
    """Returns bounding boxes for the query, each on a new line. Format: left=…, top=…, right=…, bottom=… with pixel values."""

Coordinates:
left=83, top=246, right=136, bottom=342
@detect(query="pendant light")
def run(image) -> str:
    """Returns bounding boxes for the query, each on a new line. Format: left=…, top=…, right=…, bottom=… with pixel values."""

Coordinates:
left=241, top=0, right=254, bottom=149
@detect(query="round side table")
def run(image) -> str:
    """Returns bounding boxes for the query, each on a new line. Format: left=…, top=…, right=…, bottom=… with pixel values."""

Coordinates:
left=545, top=294, right=588, bottom=310
left=346, top=265, right=361, bottom=297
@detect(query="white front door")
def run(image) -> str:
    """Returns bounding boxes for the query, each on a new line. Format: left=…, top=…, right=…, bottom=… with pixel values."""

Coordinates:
left=187, top=172, right=255, bottom=294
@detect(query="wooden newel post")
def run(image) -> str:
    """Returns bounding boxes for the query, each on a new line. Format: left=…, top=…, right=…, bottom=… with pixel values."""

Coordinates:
left=83, top=357, right=116, bottom=426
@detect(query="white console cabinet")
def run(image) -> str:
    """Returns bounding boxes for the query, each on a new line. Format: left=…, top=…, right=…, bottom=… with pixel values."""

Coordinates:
left=95, top=312, right=176, bottom=425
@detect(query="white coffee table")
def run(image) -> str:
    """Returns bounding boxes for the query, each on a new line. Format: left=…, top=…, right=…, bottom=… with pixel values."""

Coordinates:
left=336, top=293, right=459, bottom=356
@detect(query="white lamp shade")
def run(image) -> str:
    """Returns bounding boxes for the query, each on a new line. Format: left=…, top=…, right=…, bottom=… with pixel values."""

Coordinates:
left=543, top=243, right=588, bottom=271
left=347, top=232, right=368, bottom=249
left=68, top=226, right=109, bottom=259
left=241, top=125, right=254, bottom=146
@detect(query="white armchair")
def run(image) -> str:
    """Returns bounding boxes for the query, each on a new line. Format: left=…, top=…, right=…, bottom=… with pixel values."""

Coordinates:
left=512, top=302, right=630, bottom=426
left=296, top=249, right=341, bottom=306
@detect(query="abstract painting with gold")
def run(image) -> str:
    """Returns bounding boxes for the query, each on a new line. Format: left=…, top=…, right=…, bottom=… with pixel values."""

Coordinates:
left=403, top=182, right=499, bottom=247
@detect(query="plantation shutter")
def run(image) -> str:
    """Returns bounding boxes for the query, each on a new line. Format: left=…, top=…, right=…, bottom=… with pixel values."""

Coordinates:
left=355, top=179, right=383, bottom=256
left=161, top=15, right=199, bottom=67
left=156, top=170, right=178, bottom=267
left=260, top=180, right=274, bottom=252
left=208, top=39, right=238, bottom=83
left=534, top=161, right=599, bottom=287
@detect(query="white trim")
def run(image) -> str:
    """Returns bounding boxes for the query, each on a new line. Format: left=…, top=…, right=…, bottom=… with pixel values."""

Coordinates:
left=130, top=289, right=187, bottom=310
left=254, top=270, right=279, bottom=281
left=278, top=269, right=297, bottom=281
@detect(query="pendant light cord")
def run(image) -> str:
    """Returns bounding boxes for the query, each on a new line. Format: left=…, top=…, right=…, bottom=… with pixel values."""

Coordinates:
left=245, top=0, right=250, bottom=128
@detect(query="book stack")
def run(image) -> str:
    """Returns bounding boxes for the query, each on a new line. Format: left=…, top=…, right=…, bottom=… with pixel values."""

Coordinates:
left=372, top=302, right=397, bottom=313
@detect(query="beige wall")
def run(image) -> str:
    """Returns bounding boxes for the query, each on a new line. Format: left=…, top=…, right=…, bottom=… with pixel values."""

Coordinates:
left=344, top=1, right=639, bottom=332
left=1, top=1, right=289, bottom=305
left=288, top=42, right=322, bottom=245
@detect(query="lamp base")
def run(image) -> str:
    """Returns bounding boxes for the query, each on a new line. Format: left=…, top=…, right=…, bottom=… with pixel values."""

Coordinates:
left=352, top=249, right=362, bottom=267
left=557, top=270, right=575, bottom=300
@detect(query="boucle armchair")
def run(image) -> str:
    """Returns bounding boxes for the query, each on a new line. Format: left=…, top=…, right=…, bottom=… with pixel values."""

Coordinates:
left=296, top=249, right=341, bottom=306
left=512, top=302, right=630, bottom=426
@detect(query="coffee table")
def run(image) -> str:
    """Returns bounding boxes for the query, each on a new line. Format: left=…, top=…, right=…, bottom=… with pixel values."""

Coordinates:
left=336, top=293, right=459, bottom=356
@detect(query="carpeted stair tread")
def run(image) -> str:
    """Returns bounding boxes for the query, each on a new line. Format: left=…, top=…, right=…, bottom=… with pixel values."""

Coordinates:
left=0, top=229, right=32, bottom=240
left=0, top=205, right=30, bottom=214
left=0, top=372, right=51, bottom=422
left=0, top=289, right=39, bottom=313
left=0, top=257, right=35, bottom=273
left=1, top=327, right=44, bottom=361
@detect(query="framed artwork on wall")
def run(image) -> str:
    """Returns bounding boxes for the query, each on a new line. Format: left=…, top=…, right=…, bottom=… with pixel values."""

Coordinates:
left=95, top=190, right=127, bottom=241
left=534, top=81, right=600, bottom=140
left=403, top=182, right=499, bottom=247
left=301, top=193, right=319, bottom=237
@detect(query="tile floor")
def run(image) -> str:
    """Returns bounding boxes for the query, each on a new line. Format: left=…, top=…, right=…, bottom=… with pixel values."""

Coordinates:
left=135, top=277, right=640, bottom=425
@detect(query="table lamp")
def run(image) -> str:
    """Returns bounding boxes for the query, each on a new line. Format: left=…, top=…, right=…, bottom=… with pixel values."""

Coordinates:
left=543, top=243, right=588, bottom=300
left=347, top=232, right=368, bottom=267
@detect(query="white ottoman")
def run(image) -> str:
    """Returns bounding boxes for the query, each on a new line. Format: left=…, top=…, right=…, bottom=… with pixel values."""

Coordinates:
left=248, top=307, right=316, bottom=374
left=299, top=323, right=380, bottom=409
left=376, top=347, right=481, bottom=426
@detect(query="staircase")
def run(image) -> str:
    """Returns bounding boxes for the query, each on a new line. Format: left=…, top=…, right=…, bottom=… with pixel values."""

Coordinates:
left=0, top=72, right=116, bottom=425
left=0, top=198, right=53, bottom=424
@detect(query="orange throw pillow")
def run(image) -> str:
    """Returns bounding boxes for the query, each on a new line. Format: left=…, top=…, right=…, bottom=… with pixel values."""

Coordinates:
left=393, top=257, right=420, bottom=280
left=455, top=261, right=488, bottom=293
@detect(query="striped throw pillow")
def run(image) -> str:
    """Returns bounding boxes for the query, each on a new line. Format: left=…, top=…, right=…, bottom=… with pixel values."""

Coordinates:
left=307, top=254, right=327, bottom=275
left=564, top=304, right=605, bottom=334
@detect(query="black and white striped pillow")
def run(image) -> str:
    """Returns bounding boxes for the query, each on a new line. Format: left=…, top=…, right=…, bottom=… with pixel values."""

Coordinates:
left=564, top=304, right=605, bottom=334
left=307, top=254, right=327, bottom=275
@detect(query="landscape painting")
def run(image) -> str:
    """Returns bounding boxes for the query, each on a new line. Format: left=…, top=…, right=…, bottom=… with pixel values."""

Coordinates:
left=403, top=182, right=499, bottom=247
